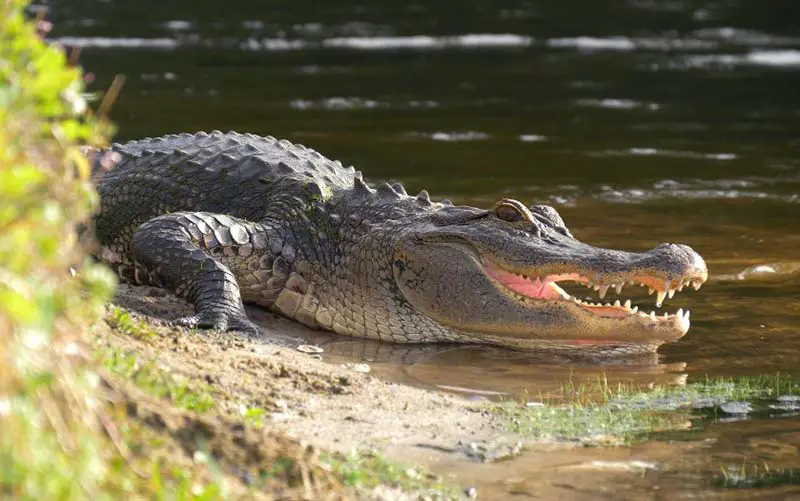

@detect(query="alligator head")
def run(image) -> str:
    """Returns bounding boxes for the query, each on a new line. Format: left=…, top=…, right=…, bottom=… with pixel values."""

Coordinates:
left=389, top=197, right=707, bottom=356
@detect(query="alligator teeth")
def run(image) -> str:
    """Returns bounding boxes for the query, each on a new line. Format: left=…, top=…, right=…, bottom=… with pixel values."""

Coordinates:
left=514, top=271, right=704, bottom=322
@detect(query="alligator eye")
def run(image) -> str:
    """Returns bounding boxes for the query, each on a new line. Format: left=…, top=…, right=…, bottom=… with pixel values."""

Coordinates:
left=495, top=205, right=523, bottom=222
left=492, top=199, right=532, bottom=223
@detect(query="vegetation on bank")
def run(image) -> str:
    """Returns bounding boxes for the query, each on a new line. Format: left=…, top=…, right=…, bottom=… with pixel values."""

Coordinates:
left=492, top=373, right=800, bottom=445
left=93, top=306, right=463, bottom=499
left=0, top=0, right=125, bottom=497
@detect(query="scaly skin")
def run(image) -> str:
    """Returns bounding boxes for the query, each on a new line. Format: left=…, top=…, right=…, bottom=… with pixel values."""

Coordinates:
left=92, top=131, right=708, bottom=356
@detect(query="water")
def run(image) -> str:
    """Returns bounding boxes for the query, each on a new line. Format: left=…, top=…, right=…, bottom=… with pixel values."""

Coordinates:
left=48, top=0, right=800, bottom=497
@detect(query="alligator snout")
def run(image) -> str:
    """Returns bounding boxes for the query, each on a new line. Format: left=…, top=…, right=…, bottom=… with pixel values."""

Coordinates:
left=641, top=243, right=708, bottom=284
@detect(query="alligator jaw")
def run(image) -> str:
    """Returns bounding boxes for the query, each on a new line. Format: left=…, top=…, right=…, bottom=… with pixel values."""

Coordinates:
left=483, top=259, right=708, bottom=341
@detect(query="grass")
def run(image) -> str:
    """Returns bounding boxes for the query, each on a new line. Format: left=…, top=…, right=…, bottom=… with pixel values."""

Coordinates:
left=96, top=309, right=464, bottom=499
left=321, top=450, right=463, bottom=499
left=240, top=406, right=268, bottom=429
left=492, top=373, right=800, bottom=445
left=715, top=462, right=800, bottom=489
left=106, top=306, right=157, bottom=340
left=99, top=346, right=216, bottom=414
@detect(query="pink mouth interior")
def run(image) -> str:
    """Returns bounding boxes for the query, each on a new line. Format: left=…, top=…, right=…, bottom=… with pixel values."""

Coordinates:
left=484, top=264, right=630, bottom=344
left=484, top=265, right=566, bottom=300
left=483, top=264, right=631, bottom=318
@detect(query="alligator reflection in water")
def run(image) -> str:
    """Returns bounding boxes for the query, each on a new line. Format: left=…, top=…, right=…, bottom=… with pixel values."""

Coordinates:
left=248, top=304, right=689, bottom=399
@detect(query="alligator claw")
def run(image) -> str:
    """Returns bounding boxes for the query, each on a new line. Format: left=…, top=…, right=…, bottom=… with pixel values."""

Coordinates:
left=175, top=311, right=261, bottom=336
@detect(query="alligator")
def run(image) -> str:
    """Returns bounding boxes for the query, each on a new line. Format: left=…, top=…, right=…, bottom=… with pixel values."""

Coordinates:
left=91, top=131, right=708, bottom=356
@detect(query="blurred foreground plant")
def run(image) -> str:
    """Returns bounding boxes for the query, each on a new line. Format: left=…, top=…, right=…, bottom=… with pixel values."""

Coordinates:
left=0, top=0, right=123, bottom=498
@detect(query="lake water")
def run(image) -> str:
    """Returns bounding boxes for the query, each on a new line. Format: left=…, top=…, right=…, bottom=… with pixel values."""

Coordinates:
left=50, top=0, right=800, bottom=497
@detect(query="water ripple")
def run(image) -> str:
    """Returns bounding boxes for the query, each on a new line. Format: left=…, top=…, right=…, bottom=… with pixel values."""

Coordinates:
left=289, top=97, right=439, bottom=110
left=597, top=148, right=738, bottom=161
left=678, top=50, right=800, bottom=69
left=519, top=134, right=547, bottom=142
left=523, top=176, right=800, bottom=206
left=52, top=31, right=800, bottom=56
left=164, top=20, right=192, bottom=31
left=321, top=34, right=534, bottom=49
left=51, top=36, right=178, bottom=49
left=746, top=50, right=800, bottom=67
left=575, top=98, right=660, bottom=111
left=691, top=27, right=800, bottom=47
left=407, top=131, right=490, bottom=142
left=548, top=36, right=636, bottom=51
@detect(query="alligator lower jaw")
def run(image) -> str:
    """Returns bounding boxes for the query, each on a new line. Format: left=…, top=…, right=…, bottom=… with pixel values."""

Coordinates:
left=483, top=260, right=706, bottom=335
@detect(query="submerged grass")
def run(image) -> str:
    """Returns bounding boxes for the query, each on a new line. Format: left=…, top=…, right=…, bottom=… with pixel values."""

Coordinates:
left=493, top=374, right=800, bottom=445
left=715, top=462, right=800, bottom=489
left=321, top=450, right=462, bottom=500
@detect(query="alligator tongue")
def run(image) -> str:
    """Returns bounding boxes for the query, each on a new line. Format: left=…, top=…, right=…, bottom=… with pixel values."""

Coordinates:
left=484, top=265, right=567, bottom=300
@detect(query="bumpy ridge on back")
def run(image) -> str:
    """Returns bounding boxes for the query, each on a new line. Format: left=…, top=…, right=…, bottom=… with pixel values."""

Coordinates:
left=100, top=131, right=359, bottom=197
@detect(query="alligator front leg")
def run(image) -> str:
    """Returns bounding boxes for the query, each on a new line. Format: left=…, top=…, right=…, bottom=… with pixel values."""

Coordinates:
left=129, top=211, right=279, bottom=335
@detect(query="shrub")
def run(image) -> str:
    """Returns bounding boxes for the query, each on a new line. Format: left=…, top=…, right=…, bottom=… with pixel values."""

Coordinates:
left=0, top=1, right=119, bottom=498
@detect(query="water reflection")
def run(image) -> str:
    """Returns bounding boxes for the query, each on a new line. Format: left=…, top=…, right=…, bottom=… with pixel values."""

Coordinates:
left=248, top=305, right=689, bottom=399
left=431, top=414, right=800, bottom=499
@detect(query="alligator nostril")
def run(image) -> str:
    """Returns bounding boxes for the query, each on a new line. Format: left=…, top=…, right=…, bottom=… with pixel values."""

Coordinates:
left=654, top=243, right=697, bottom=257
left=655, top=243, right=689, bottom=255
left=652, top=243, right=708, bottom=275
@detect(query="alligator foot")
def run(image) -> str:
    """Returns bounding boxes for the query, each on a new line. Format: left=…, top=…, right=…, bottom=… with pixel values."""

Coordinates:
left=130, top=211, right=268, bottom=338
left=175, top=310, right=260, bottom=336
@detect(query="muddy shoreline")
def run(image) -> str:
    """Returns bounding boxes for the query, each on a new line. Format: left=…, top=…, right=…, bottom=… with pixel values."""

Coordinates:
left=108, top=284, right=541, bottom=495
